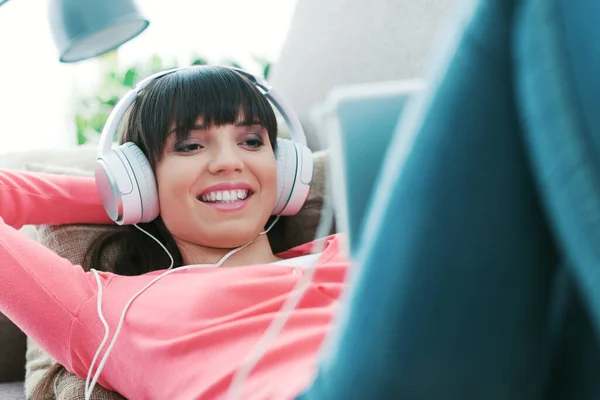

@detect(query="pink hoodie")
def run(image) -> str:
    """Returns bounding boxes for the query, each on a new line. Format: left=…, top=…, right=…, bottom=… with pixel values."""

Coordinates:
left=0, top=170, right=347, bottom=399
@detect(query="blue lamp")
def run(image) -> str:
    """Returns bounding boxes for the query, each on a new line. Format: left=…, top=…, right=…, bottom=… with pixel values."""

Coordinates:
left=47, top=0, right=149, bottom=63
left=0, top=0, right=148, bottom=62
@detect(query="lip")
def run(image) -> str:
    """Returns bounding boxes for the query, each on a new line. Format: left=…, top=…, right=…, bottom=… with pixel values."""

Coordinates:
left=198, top=182, right=254, bottom=197
left=201, top=197, right=252, bottom=213
left=197, top=181, right=255, bottom=213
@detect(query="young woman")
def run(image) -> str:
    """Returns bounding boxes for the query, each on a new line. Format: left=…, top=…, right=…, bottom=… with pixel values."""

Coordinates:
left=1, top=66, right=345, bottom=399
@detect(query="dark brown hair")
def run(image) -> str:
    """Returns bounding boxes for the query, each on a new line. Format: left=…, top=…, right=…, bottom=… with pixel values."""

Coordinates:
left=31, top=65, right=281, bottom=399
left=90, top=65, right=279, bottom=276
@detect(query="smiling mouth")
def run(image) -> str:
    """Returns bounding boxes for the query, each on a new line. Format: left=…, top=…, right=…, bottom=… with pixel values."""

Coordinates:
left=197, top=189, right=255, bottom=203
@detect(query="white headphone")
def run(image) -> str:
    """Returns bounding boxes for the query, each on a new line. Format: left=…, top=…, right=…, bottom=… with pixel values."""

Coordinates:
left=95, top=65, right=314, bottom=225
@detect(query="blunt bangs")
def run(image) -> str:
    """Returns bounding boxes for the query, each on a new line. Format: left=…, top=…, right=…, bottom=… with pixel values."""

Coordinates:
left=122, top=66, right=278, bottom=167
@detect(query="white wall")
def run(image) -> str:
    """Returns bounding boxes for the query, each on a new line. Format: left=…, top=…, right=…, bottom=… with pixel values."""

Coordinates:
left=0, top=0, right=77, bottom=155
left=0, top=0, right=298, bottom=155
left=269, top=0, right=457, bottom=150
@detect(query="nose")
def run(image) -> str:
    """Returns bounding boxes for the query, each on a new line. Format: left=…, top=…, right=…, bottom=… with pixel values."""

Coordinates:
left=207, top=143, right=244, bottom=174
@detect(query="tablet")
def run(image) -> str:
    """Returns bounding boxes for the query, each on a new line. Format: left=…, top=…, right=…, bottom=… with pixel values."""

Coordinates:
left=314, top=79, right=425, bottom=257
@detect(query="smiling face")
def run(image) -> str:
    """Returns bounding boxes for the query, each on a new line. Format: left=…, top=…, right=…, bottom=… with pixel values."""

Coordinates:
left=121, top=66, right=279, bottom=251
left=155, top=119, right=278, bottom=248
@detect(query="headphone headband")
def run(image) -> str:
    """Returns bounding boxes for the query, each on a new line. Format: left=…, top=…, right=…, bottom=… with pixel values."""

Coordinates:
left=97, top=65, right=307, bottom=159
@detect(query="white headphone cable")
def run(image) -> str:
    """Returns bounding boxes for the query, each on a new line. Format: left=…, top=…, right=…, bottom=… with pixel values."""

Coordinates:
left=227, top=179, right=335, bottom=400
left=84, top=217, right=280, bottom=399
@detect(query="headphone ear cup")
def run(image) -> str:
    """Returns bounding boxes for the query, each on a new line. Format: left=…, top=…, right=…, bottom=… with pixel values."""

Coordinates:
left=95, top=149, right=130, bottom=224
left=119, top=143, right=160, bottom=224
left=273, top=138, right=314, bottom=216
left=95, top=142, right=159, bottom=225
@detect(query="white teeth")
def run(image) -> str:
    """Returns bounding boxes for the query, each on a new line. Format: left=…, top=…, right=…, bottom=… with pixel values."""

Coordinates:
left=200, top=189, right=250, bottom=203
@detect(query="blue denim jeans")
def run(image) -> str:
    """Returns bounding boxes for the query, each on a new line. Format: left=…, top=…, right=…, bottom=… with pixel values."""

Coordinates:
left=297, top=0, right=600, bottom=399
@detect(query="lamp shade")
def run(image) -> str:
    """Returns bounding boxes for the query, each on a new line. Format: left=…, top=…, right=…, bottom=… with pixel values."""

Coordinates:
left=48, top=0, right=149, bottom=63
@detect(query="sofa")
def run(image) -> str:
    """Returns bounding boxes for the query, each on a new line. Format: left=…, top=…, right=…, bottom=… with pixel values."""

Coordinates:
left=0, top=0, right=454, bottom=398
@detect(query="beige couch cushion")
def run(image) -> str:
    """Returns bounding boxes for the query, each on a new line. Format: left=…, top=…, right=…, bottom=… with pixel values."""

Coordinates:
left=54, top=370, right=125, bottom=400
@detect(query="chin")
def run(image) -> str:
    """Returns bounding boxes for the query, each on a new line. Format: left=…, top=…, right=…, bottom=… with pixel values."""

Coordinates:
left=167, top=210, right=271, bottom=249
left=200, top=228, right=263, bottom=249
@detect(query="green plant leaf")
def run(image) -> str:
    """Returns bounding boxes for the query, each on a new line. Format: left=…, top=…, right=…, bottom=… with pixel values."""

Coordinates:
left=149, top=55, right=164, bottom=72
left=219, top=58, right=243, bottom=69
left=77, top=131, right=87, bottom=145
left=90, top=112, right=109, bottom=133
left=192, top=57, right=208, bottom=65
left=105, top=96, right=119, bottom=106
left=75, top=114, right=89, bottom=145
left=123, top=68, right=138, bottom=88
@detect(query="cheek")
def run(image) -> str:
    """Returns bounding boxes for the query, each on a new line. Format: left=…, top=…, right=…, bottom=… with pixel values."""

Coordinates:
left=155, top=161, right=196, bottom=216
left=259, top=156, right=278, bottom=203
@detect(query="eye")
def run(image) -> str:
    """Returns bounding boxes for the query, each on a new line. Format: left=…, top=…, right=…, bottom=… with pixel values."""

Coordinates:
left=242, top=137, right=264, bottom=149
left=176, top=143, right=203, bottom=153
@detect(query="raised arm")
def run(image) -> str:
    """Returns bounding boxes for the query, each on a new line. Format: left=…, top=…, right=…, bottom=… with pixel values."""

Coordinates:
left=0, top=169, right=113, bottom=229
left=0, top=214, right=102, bottom=373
